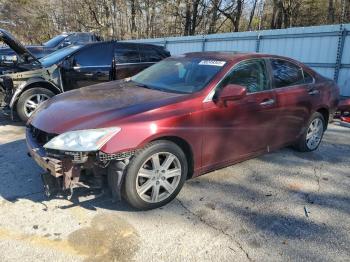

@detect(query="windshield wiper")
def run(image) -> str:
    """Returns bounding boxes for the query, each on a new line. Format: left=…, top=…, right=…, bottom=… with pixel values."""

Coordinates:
left=135, top=83, right=151, bottom=89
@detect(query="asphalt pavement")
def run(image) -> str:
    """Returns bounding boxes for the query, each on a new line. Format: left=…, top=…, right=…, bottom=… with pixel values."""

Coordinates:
left=0, top=114, right=349, bottom=262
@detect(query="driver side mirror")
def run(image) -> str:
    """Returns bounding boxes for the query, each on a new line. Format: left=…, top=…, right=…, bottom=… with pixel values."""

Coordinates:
left=217, top=84, right=247, bottom=105
left=61, top=58, right=73, bottom=69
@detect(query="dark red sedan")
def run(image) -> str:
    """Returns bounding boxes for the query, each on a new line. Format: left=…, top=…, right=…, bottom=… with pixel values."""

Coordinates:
left=26, top=52, right=339, bottom=210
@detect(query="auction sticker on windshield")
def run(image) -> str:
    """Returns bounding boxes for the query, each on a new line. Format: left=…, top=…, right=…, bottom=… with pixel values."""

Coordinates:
left=199, top=60, right=226, bottom=67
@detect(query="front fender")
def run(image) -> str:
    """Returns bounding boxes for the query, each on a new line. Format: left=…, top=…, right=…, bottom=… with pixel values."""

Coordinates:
left=9, top=78, right=61, bottom=108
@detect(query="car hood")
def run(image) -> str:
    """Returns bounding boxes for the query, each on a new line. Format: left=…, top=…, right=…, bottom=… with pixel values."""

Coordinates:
left=0, top=29, right=40, bottom=63
left=30, top=80, right=189, bottom=134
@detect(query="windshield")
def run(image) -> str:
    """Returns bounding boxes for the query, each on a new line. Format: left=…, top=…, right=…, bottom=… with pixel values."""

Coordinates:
left=131, top=57, right=226, bottom=94
left=43, top=34, right=68, bottom=48
left=39, top=45, right=82, bottom=67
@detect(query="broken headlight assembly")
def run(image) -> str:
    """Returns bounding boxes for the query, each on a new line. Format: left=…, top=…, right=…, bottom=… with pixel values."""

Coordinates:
left=43, top=127, right=121, bottom=152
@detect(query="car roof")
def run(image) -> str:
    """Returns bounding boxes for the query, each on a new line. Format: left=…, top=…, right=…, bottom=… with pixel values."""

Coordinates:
left=83, top=41, right=166, bottom=49
left=182, top=51, right=298, bottom=63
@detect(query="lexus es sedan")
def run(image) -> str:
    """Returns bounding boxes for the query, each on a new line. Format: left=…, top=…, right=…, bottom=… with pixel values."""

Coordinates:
left=26, top=52, right=339, bottom=210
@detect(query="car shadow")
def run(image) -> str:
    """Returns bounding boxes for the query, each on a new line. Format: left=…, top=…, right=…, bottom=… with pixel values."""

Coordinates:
left=0, top=110, right=23, bottom=126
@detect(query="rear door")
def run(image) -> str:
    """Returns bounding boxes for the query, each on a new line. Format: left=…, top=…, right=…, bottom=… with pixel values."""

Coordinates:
left=61, top=43, right=114, bottom=91
left=114, top=43, right=143, bottom=79
left=269, top=58, right=317, bottom=146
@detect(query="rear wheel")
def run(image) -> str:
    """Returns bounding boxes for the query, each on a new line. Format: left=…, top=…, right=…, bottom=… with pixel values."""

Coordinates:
left=16, top=87, right=54, bottom=122
left=123, top=140, right=188, bottom=210
left=294, top=112, right=325, bottom=152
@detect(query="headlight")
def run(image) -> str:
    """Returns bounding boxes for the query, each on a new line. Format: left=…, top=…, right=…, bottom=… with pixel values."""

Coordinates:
left=44, top=127, right=121, bottom=152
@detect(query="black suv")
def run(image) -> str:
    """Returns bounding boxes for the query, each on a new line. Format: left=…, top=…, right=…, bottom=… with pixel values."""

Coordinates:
left=0, top=37, right=170, bottom=121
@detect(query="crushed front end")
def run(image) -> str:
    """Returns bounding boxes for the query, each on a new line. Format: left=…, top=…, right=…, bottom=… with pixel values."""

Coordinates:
left=0, top=76, right=14, bottom=108
left=26, top=125, right=134, bottom=200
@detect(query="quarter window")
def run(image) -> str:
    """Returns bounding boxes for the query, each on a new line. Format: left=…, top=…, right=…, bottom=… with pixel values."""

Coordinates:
left=271, top=59, right=304, bottom=88
left=222, top=59, right=270, bottom=93
left=303, top=71, right=314, bottom=84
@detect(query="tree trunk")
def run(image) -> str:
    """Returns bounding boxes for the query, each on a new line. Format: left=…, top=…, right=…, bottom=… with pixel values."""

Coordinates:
left=184, top=0, right=192, bottom=36
left=130, top=0, right=137, bottom=36
left=247, top=0, right=258, bottom=30
left=208, top=0, right=220, bottom=34
left=233, top=0, right=243, bottom=32
left=328, top=0, right=335, bottom=24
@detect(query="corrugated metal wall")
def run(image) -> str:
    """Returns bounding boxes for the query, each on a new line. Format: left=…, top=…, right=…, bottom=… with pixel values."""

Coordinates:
left=124, top=24, right=350, bottom=96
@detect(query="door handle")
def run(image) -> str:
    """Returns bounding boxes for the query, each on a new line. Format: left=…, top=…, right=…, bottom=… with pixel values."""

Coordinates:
left=260, top=99, right=275, bottom=106
left=308, top=89, right=320, bottom=95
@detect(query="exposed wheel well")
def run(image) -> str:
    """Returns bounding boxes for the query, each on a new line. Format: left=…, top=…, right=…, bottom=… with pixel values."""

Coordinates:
left=151, top=136, right=194, bottom=179
left=317, top=108, right=329, bottom=128
left=22, top=82, right=61, bottom=96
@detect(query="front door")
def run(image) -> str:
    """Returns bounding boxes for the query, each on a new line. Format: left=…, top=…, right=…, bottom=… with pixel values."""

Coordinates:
left=202, top=59, right=278, bottom=171
left=61, top=43, right=114, bottom=91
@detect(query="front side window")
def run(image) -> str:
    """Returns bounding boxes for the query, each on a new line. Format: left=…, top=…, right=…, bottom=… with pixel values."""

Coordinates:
left=73, top=43, right=113, bottom=67
left=221, top=59, right=270, bottom=93
left=131, top=57, right=226, bottom=94
left=271, top=59, right=304, bottom=88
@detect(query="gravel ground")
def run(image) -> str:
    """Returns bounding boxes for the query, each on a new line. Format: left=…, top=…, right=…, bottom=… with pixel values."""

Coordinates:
left=0, top=113, right=349, bottom=262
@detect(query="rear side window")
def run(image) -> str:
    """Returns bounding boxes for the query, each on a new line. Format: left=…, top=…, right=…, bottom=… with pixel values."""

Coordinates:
left=271, top=59, right=304, bottom=88
left=115, top=45, right=140, bottom=63
left=73, top=43, right=113, bottom=67
left=222, top=59, right=270, bottom=93
left=139, top=47, right=164, bottom=62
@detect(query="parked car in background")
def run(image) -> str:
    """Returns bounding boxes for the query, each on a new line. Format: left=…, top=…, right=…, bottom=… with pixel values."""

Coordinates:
left=26, top=52, right=339, bottom=210
left=0, top=30, right=101, bottom=64
left=0, top=33, right=170, bottom=121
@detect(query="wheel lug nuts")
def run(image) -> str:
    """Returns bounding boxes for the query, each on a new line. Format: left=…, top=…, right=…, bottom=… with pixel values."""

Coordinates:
left=156, top=181, right=160, bottom=185
left=161, top=176, right=165, bottom=180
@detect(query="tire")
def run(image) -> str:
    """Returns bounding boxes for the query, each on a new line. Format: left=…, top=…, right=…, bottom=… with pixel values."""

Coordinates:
left=123, top=140, right=188, bottom=210
left=294, top=112, right=326, bottom=152
left=16, top=87, right=55, bottom=122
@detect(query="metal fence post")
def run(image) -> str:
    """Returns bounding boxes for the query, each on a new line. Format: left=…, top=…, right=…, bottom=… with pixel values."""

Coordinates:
left=202, top=36, right=206, bottom=52
left=255, top=34, right=261, bottom=53
left=164, top=38, right=167, bottom=49
left=334, top=26, right=347, bottom=83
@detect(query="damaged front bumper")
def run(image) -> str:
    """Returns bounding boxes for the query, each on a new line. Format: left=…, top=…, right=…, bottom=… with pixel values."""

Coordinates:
left=26, top=127, right=134, bottom=199
left=0, top=76, right=14, bottom=107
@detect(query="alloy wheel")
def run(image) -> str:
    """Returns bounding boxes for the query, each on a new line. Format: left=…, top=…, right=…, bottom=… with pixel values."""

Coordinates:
left=136, top=152, right=182, bottom=203
left=306, top=117, right=324, bottom=150
left=24, top=94, right=50, bottom=117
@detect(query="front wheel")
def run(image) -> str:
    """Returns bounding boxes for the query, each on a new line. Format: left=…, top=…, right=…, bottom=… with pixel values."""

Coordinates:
left=123, top=140, right=188, bottom=210
left=16, top=87, right=55, bottom=122
left=294, top=112, right=325, bottom=152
